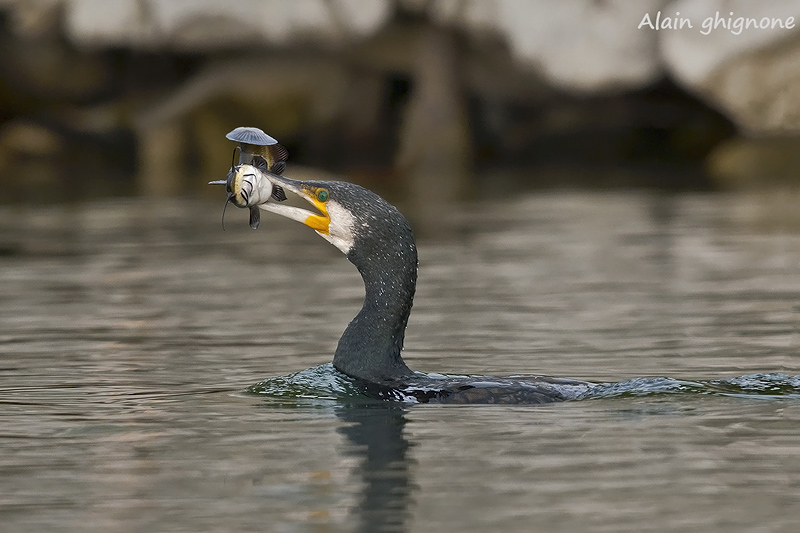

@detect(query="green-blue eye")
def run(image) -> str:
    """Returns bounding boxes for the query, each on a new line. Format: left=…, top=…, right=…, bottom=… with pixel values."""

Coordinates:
left=317, top=189, right=328, bottom=202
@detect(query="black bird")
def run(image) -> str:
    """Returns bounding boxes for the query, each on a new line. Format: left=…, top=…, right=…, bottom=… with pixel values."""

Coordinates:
left=215, top=166, right=596, bottom=404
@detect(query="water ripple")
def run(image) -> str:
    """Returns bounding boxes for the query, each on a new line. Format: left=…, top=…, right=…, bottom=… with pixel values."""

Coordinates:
left=247, top=365, right=800, bottom=405
left=589, top=372, right=800, bottom=400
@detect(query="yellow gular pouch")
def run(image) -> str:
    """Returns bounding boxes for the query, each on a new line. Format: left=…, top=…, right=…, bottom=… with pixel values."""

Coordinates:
left=301, top=185, right=331, bottom=234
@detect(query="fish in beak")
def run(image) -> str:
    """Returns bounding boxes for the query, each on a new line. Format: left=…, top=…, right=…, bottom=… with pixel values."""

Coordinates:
left=209, top=164, right=287, bottom=230
left=209, top=165, right=332, bottom=236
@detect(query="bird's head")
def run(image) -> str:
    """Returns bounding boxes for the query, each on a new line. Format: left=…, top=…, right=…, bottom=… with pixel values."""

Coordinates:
left=212, top=165, right=417, bottom=281
left=259, top=173, right=358, bottom=255
left=213, top=160, right=419, bottom=383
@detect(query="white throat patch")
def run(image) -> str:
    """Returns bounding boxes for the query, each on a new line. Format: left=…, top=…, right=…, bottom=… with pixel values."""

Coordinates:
left=318, top=199, right=355, bottom=255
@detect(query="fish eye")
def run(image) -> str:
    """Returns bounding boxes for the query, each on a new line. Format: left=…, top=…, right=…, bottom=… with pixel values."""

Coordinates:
left=317, top=189, right=329, bottom=202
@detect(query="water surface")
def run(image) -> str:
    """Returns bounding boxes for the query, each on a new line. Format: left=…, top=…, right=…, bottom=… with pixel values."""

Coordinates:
left=1, top=192, right=799, bottom=531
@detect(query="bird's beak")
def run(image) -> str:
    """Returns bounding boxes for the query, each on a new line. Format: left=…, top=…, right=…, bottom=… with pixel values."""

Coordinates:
left=257, top=173, right=331, bottom=235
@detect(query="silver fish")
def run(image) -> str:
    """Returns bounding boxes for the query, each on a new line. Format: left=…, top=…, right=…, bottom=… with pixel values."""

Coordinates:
left=209, top=164, right=286, bottom=230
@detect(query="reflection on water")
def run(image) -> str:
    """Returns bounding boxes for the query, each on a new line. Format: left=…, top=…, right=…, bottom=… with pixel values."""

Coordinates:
left=1, top=192, right=800, bottom=531
left=337, top=404, right=414, bottom=533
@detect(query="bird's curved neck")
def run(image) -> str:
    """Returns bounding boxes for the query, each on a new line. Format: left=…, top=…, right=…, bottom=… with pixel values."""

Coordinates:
left=333, top=237, right=417, bottom=383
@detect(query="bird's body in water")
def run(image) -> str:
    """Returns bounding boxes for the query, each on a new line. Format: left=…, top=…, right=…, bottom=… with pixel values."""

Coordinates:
left=212, top=166, right=595, bottom=404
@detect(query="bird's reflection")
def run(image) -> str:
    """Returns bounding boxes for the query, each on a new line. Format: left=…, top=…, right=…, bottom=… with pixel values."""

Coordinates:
left=335, top=403, right=415, bottom=533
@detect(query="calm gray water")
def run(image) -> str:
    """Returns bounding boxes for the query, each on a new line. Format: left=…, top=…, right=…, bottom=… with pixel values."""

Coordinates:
left=1, top=192, right=799, bottom=532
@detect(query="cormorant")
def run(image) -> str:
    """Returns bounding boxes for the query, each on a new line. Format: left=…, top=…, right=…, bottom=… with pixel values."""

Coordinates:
left=212, top=154, right=595, bottom=404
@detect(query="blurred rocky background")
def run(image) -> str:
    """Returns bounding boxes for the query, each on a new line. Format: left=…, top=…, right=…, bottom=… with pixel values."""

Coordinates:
left=0, top=0, right=799, bottom=229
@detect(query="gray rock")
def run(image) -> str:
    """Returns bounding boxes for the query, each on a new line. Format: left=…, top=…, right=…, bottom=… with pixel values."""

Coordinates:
left=61, top=0, right=392, bottom=49
left=431, top=0, right=667, bottom=93
left=660, top=0, right=800, bottom=133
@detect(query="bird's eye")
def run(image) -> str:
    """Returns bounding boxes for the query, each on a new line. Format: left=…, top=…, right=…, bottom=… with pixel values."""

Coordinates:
left=317, top=189, right=329, bottom=202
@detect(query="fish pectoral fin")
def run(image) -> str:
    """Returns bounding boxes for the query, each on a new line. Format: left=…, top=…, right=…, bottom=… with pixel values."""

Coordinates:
left=249, top=206, right=261, bottom=229
left=271, top=185, right=287, bottom=202
left=268, top=145, right=288, bottom=175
